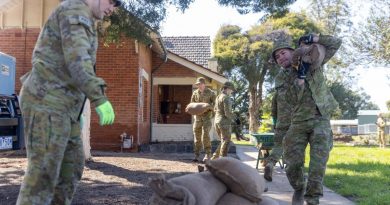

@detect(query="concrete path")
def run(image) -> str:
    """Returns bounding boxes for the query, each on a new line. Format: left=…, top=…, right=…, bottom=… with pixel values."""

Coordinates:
left=235, top=145, right=355, bottom=205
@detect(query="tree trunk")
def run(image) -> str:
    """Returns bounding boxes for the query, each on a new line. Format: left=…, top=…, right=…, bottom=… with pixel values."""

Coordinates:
left=248, top=84, right=260, bottom=133
left=81, top=100, right=92, bottom=160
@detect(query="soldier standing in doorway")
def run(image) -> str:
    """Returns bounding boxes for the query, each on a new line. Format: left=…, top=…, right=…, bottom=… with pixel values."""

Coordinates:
left=16, top=0, right=121, bottom=204
left=211, top=81, right=235, bottom=159
left=190, top=77, right=216, bottom=162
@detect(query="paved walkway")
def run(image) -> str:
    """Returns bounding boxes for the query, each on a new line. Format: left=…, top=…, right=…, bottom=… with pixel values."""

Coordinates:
left=235, top=145, right=355, bottom=205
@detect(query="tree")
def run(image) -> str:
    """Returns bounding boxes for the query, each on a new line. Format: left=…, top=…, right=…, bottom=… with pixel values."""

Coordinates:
left=217, top=0, right=297, bottom=17
left=104, top=0, right=297, bottom=44
left=351, top=0, right=390, bottom=64
left=307, top=0, right=355, bottom=83
left=330, top=81, right=379, bottom=119
left=213, top=12, right=320, bottom=133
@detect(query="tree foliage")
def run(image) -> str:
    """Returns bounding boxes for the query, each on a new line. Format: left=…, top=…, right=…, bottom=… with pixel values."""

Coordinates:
left=103, top=0, right=298, bottom=44
left=351, top=0, right=390, bottom=64
left=330, top=81, right=379, bottom=119
left=217, top=0, right=296, bottom=16
left=213, top=12, right=320, bottom=132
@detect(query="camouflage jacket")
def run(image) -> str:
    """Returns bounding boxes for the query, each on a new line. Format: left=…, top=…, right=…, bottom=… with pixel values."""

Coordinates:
left=377, top=117, right=386, bottom=130
left=21, top=0, right=106, bottom=121
left=289, top=35, right=341, bottom=121
left=191, top=87, right=216, bottom=120
left=214, top=92, right=233, bottom=124
left=271, top=67, right=295, bottom=129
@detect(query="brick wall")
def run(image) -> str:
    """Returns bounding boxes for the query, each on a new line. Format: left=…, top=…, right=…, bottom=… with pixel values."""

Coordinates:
left=91, top=39, right=141, bottom=151
left=0, top=28, right=148, bottom=151
left=0, top=28, right=40, bottom=91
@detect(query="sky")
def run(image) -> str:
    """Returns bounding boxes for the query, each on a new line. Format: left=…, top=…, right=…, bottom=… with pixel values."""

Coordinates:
left=160, top=0, right=390, bottom=112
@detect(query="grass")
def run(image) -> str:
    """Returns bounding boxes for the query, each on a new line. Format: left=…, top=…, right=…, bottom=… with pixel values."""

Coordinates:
left=231, top=134, right=253, bottom=146
left=305, top=144, right=390, bottom=205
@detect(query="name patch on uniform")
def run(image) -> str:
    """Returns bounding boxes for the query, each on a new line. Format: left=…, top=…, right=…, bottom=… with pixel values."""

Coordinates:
left=78, top=16, right=91, bottom=28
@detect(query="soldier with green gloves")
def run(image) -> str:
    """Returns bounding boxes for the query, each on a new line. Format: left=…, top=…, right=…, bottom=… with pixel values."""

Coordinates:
left=263, top=41, right=296, bottom=182
left=211, top=81, right=235, bottom=160
left=190, top=77, right=216, bottom=162
left=283, top=34, right=341, bottom=205
left=16, top=0, right=122, bottom=204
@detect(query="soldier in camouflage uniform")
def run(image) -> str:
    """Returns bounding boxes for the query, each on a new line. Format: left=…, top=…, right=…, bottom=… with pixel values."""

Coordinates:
left=232, top=112, right=249, bottom=141
left=16, top=0, right=122, bottom=204
left=283, top=34, right=341, bottom=205
left=211, top=81, right=235, bottom=160
left=191, top=77, right=216, bottom=162
left=376, top=113, right=386, bottom=148
left=263, top=42, right=296, bottom=182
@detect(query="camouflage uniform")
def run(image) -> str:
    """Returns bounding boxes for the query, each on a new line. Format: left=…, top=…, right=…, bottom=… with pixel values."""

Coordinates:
left=377, top=115, right=386, bottom=148
left=17, top=0, right=107, bottom=204
left=212, top=91, right=233, bottom=158
left=267, top=67, right=295, bottom=165
left=284, top=35, right=341, bottom=205
left=191, top=88, right=216, bottom=159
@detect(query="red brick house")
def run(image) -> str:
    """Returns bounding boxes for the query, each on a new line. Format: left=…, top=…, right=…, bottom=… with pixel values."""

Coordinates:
left=0, top=0, right=227, bottom=151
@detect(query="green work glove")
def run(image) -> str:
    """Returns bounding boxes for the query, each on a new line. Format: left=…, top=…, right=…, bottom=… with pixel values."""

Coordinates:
left=95, top=101, right=115, bottom=126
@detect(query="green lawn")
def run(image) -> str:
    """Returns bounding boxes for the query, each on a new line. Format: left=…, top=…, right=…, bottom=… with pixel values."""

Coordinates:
left=315, top=145, right=390, bottom=205
left=231, top=134, right=253, bottom=146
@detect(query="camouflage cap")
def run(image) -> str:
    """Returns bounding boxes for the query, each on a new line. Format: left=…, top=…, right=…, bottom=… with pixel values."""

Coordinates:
left=195, top=77, right=206, bottom=85
left=271, top=41, right=294, bottom=62
left=113, top=0, right=123, bottom=7
left=223, top=81, right=236, bottom=91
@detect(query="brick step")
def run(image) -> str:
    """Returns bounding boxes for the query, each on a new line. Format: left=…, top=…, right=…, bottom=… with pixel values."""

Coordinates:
left=139, top=141, right=236, bottom=154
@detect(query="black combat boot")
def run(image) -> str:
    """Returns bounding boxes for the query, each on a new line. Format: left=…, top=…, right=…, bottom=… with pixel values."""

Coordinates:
left=292, top=182, right=306, bottom=205
left=264, top=163, right=274, bottom=182
left=292, top=188, right=304, bottom=205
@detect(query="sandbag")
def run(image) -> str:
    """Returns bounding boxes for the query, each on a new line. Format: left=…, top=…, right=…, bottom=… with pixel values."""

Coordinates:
left=292, top=43, right=326, bottom=70
left=217, top=193, right=279, bottom=205
left=206, top=157, right=266, bottom=202
left=148, top=175, right=195, bottom=205
left=185, top=103, right=212, bottom=115
left=148, top=172, right=227, bottom=205
left=216, top=193, right=257, bottom=205
left=258, top=196, right=279, bottom=205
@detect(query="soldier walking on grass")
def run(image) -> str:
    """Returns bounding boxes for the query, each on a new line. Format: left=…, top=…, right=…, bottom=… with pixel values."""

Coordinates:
left=16, top=0, right=122, bottom=204
left=263, top=41, right=296, bottom=182
left=190, top=77, right=216, bottom=162
left=283, top=33, right=341, bottom=205
left=211, top=81, right=235, bottom=160
left=376, top=113, right=386, bottom=148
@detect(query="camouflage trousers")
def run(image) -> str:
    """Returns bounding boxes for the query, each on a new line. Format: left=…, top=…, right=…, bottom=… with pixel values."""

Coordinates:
left=266, top=126, right=288, bottom=165
left=232, top=124, right=243, bottom=139
left=378, top=129, right=386, bottom=147
left=212, top=122, right=231, bottom=158
left=17, top=89, right=85, bottom=205
left=283, top=117, right=333, bottom=205
left=193, top=119, right=212, bottom=157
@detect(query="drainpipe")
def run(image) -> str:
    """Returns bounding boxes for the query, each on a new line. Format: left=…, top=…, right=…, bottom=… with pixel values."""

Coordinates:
left=149, top=36, right=168, bottom=143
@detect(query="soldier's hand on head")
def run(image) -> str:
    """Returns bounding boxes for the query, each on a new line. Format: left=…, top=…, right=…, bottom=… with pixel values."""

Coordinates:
left=298, top=34, right=314, bottom=45
left=95, top=101, right=115, bottom=126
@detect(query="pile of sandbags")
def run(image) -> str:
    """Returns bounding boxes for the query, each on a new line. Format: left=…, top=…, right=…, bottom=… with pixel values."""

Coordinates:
left=148, top=157, right=278, bottom=205
left=185, top=102, right=212, bottom=115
